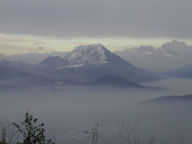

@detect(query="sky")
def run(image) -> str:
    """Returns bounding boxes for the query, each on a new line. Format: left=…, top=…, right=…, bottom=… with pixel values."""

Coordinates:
left=0, top=0, right=192, bottom=55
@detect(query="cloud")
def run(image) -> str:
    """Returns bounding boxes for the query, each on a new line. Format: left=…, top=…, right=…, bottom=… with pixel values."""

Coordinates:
left=116, top=40, right=192, bottom=72
left=37, top=46, right=44, bottom=50
left=0, top=0, right=192, bottom=38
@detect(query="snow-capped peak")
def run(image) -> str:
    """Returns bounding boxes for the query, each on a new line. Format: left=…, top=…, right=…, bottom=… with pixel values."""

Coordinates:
left=63, top=44, right=112, bottom=67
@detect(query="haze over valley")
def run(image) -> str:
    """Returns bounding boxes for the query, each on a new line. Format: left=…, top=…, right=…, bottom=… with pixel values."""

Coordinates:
left=0, top=44, right=192, bottom=144
left=0, top=0, right=192, bottom=143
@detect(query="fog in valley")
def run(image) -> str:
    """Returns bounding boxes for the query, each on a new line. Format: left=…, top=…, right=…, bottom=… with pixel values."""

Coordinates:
left=0, top=43, right=192, bottom=144
left=0, top=0, right=192, bottom=143
left=0, top=78, right=192, bottom=144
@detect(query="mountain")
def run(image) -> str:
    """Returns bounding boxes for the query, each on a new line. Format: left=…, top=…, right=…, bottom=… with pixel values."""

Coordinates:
left=165, top=63, right=192, bottom=78
left=0, top=44, right=160, bottom=88
left=40, top=44, right=160, bottom=82
left=0, top=64, right=53, bottom=87
left=0, top=59, right=30, bottom=68
left=146, top=94, right=192, bottom=104
left=38, top=56, right=68, bottom=70
left=0, top=64, right=16, bottom=80
left=0, top=52, right=69, bottom=64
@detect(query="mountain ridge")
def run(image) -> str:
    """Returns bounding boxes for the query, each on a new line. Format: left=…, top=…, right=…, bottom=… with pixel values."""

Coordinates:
left=145, top=94, right=192, bottom=104
left=0, top=44, right=160, bottom=88
left=40, top=44, right=160, bottom=82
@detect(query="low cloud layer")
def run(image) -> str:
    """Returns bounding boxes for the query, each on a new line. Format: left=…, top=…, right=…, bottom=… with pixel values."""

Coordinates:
left=116, top=40, right=192, bottom=72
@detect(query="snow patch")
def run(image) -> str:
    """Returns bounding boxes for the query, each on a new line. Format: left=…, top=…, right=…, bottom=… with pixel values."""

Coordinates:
left=63, top=44, right=111, bottom=67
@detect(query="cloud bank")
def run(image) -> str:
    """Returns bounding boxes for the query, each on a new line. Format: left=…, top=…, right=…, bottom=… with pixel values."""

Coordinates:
left=116, top=40, right=192, bottom=72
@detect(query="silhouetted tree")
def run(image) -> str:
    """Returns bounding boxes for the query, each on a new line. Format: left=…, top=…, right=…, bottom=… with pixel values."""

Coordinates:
left=119, top=122, right=159, bottom=144
left=0, top=117, right=20, bottom=144
left=13, top=112, right=54, bottom=144
left=84, top=122, right=99, bottom=144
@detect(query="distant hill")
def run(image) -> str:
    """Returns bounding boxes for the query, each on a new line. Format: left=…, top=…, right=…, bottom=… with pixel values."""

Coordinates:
left=0, top=64, right=53, bottom=87
left=165, top=63, right=192, bottom=78
left=146, top=94, right=192, bottom=104
left=0, top=52, right=68, bottom=64
left=0, top=64, right=16, bottom=80
left=86, top=75, right=144, bottom=88
left=0, top=44, right=161, bottom=88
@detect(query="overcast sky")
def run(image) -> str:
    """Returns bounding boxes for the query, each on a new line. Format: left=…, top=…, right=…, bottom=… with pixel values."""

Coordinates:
left=0, top=0, right=191, bottom=54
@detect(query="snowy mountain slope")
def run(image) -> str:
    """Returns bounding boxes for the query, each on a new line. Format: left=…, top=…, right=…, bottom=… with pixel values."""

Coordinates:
left=39, top=44, right=113, bottom=70
left=63, top=44, right=110, bottom=67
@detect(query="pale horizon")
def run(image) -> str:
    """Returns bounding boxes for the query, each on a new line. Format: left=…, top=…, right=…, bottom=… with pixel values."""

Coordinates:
left=1, top=0, right=192, bottom=55
left=0, top=33, right=192, bottom=55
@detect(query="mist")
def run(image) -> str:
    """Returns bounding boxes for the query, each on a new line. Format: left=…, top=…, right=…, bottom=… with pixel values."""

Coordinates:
left=116, top=40, right=192, bottom=72
left=0, top=0, right=191, bottom=143
left=0, top=44, right=192, bottom=144
left=0, top=78, right=192, bottom=144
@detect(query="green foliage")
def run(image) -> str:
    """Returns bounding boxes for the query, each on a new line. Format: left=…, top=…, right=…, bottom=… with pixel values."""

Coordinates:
left=13, top=112, right=54, bottom=144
